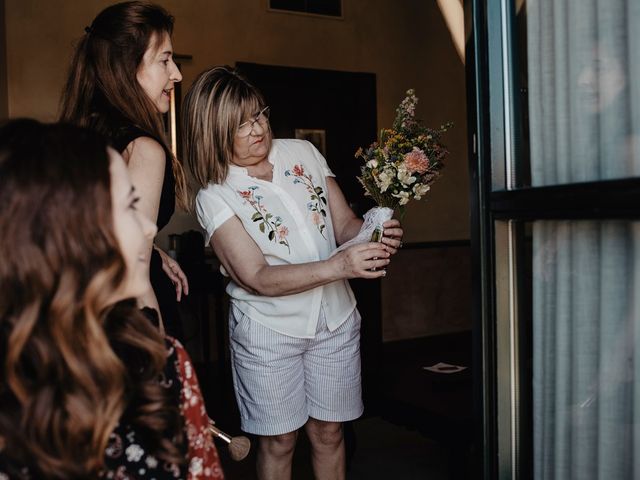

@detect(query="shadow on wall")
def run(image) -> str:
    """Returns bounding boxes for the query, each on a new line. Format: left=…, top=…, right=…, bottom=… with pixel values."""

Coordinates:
left=381, top=241, right=471, bottom=341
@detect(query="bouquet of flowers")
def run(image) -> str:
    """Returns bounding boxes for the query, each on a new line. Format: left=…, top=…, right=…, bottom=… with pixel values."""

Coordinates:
left=335, top=89, right=451, bottom=253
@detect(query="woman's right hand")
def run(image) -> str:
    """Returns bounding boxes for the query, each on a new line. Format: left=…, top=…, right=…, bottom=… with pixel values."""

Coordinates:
left=329, top=242, right=390, bottom=279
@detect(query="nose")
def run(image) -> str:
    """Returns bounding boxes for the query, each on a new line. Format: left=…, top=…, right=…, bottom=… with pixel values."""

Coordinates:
left=251, top=120, right=266, bottom=136
left=170, top=61, right=183, bottom=83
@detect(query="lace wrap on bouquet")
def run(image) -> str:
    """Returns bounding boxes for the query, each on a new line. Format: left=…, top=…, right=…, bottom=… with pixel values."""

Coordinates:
left=331, top=206, right=393, bottom=256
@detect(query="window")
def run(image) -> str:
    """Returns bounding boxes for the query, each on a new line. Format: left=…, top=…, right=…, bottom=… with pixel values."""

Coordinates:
left=467, top=0, right=640, bottom=478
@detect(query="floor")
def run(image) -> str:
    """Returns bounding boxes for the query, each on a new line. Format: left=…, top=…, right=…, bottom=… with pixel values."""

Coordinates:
left=195, top=331, right=474, bottom=479
left=215, top=416, right=447, bottom=480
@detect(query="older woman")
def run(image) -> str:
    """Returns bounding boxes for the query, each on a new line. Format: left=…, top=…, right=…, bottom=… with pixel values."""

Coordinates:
left=0, top=120, right=223, bottom=479
left=182, top=66, right=403, bottom=480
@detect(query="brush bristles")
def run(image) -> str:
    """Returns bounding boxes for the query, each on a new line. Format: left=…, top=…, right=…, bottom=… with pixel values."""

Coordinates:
left=228, top=436, right=251, bottom=461
left=209, top=422, right=251, bottom=461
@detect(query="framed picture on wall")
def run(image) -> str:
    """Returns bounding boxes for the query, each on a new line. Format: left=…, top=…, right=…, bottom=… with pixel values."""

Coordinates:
left=295, top=128, right=327, bottom=157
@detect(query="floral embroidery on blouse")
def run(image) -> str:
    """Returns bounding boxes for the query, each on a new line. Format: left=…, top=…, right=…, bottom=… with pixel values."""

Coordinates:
left=0, top=338, right=224, bottom=480
left=237, top=186, right=291, bottom=253
left=285, top=164, right=328, bottom=239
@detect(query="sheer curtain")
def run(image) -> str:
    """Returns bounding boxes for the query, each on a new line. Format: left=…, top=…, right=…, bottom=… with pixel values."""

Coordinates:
left=527, top=0, right=640, bottom=478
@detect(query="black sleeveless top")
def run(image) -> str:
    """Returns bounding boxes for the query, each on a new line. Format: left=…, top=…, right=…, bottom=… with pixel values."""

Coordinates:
left=102, top=114, right=183, bottom=341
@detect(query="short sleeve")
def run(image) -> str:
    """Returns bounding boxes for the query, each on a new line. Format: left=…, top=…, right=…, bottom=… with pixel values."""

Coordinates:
left=306, top=141, right=335, bottom=177
left=195, top=189, right=234, bottom=245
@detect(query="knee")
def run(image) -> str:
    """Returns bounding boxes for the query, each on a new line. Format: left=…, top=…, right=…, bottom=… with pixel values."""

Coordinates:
left=306, top=420, right=343, bottom=449
left=259, top=431, right=298, bottom=458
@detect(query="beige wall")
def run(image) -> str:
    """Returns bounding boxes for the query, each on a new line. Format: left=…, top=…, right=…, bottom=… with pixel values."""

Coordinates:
left=5, top=0, right=468, bottom=244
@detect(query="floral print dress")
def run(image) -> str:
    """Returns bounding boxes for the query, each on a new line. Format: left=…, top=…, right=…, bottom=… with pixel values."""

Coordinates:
left=0, top=339, right=224, bottom=480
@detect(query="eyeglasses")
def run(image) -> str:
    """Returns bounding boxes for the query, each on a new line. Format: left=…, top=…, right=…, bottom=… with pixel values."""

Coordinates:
left=237, top=106, right=270, bottom=138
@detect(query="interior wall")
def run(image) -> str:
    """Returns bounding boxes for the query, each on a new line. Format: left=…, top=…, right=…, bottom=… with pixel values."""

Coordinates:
left=0, top=0, right=8, bottom=120
left=4, top=0, right=469, bottom=245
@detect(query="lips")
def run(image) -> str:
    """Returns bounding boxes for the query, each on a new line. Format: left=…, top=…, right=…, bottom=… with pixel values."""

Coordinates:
left=162, top=89, right=172, bottom=97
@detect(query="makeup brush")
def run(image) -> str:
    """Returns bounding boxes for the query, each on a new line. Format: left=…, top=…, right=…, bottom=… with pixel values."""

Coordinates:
left=208, top=421, right=251, bottom=461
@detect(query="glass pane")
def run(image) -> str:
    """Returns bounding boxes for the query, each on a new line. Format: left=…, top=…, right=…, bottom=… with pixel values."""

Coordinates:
left=516, top=0, right=640, bottom=186
left=529, top=220, right=640, bottom=478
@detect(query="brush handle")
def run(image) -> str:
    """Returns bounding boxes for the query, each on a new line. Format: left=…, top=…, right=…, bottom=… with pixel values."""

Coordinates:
left=209, top=424, right=232, bottom=444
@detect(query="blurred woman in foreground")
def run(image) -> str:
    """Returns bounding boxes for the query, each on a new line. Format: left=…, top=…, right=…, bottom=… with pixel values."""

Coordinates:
left=0, top=120, right=223, bottom=479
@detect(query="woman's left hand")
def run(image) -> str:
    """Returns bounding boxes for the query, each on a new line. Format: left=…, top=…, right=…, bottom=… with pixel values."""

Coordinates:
left=155, top=246, right=190, bottom=301
left=381, top=219, right=404, bottom=255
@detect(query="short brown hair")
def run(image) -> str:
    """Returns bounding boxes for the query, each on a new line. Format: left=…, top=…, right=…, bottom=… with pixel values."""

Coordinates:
left=182, top=66, right=266, bottom=195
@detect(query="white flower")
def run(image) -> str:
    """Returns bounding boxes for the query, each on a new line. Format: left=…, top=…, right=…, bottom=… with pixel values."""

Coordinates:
left=412, top=183, right=430, bottom=200
left=190, top=457, right=204, bottom=475
left=366, top=159, right=378, bottom=169
left=376, top=168, right=395, bottom=193
left=392, top=191, right=411, bottom=205
left=397, top=165, right=416, bottom=186
left=125, top=444, right=144, bottom=462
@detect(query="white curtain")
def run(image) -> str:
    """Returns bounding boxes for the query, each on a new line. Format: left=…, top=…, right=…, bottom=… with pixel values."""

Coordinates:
left=527, top=0, right=640, bottom=186
left=527, top=0, right=640, bottom=479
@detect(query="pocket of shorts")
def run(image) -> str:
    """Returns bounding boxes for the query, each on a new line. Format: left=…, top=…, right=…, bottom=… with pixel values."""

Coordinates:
left=229, top=309, right=251, bottom=341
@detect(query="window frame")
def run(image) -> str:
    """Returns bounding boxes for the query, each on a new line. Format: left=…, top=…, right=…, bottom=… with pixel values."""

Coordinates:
left=466, top=0, right=640, bottom=479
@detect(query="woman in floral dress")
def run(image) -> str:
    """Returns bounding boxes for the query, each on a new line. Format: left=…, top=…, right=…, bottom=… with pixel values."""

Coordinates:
left=0, top=120, right=223, bottom=479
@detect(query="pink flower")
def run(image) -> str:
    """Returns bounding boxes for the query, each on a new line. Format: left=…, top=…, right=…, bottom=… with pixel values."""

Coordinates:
left=311, top=212, right=322, bottom=225
left=292, top=165, right=305, bottom=177
left=403, top=147, right=430, bottom=174
left=276, top=225, right=289, bottom=240
left=238, top=190, right=252, bottom=199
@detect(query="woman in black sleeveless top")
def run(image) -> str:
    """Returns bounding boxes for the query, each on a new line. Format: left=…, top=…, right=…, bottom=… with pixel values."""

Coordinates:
left=59, top=2, right=188, bottom=339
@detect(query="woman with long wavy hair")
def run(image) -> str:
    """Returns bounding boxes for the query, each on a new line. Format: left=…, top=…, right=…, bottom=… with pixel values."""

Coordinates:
left=0, top=120, right=223, bottom=479
left=60, top=1, right=189, bottom=340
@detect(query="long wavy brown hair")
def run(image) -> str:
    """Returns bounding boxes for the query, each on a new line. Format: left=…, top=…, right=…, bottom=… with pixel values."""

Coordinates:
left=59, top=1, right=187, bottom=209
left=0, top=120, right=184, bottom=478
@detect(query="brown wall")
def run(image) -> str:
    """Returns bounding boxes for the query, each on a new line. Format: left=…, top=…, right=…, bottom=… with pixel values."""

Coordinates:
left=0, top=0, right=8, bottom=120
left=4, top=0, right=469, bottom=245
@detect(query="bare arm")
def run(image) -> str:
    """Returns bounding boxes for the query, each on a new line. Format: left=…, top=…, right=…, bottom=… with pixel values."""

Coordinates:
left=122, top=137, right=165, bottom=313
left=326, top=177, right=363, bottom=245
left=211, top=215, right=390, bottom=297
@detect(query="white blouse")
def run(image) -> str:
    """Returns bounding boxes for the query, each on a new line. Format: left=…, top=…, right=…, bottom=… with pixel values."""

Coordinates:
left=196, top=139, right=357, bottom=338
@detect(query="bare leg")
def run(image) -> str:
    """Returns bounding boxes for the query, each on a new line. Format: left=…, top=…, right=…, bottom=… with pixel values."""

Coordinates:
left=257, top=431, right=298, bottom=480
left=305, top=418, right=345, bottom=480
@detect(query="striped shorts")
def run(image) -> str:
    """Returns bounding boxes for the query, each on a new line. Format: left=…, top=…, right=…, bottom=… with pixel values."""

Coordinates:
left=228, top=305, right=364, bottom=436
